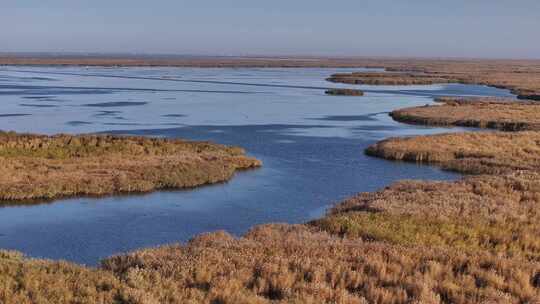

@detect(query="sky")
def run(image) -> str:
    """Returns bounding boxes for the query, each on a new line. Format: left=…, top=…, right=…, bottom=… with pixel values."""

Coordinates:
left=2, top=0, right=540, bottom=59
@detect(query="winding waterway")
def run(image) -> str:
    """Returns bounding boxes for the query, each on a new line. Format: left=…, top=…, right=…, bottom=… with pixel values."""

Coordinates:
left=0, top=67, right=513, bottom=265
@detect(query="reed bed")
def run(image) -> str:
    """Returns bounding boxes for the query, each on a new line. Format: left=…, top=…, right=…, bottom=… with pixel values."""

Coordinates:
left=390, top=97, right=540, bottom=131
left=0, top=132, right=261, bottom=202
left=366, top=131, right=540, bottom=174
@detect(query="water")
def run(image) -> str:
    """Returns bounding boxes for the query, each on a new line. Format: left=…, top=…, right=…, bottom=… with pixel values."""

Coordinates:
left=0, top=67, right=513, bottom=265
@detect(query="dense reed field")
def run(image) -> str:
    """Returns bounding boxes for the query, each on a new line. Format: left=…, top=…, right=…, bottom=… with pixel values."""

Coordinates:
left=0, top=132, right=261, bottom=202
left=365, top=131, right=540, bottom=174
left=389, top=97, right=540, bottom=131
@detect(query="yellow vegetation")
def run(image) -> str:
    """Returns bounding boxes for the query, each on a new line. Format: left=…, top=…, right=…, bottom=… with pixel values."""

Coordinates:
left=390, top=97, right=540, bottom=131
left=0, top=132, right=261, bottom=202
left=0, top=250, right=127, bottom=304
left=366, top=131, right=540, bottom=174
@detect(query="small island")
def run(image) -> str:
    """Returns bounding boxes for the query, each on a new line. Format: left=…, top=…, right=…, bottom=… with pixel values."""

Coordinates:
left=324, top=88, right=364, bottom=96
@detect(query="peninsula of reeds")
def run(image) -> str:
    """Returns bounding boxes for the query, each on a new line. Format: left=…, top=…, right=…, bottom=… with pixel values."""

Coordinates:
left=0, top=132, right=261, bottom=202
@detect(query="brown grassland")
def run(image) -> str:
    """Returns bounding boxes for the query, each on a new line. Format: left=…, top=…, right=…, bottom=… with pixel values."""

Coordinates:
left=320, top=171, right=540, bottom=256
left=3, top=58, right=540, bottom=303
left=3, top=219, right=540, bottom=304
left=390, top=97, right=540, bottom=131
left=0, top=55, right=378, bottom=68
left=0, top=132, right=261, bottom=202
left=328, top=72, right=455, bottom=86
left=365, top=131, right=540, bottom=174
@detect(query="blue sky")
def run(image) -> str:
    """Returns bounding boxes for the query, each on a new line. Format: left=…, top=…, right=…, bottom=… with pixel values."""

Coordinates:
left=2, top=0, right=540, bottom=58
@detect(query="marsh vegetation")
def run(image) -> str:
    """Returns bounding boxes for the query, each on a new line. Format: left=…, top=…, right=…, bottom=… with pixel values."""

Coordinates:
left=365, top=131, right=540, bottom=174
left=390, top=97, right=540, bottom=131
left=0, top=132, right=261, bottom=202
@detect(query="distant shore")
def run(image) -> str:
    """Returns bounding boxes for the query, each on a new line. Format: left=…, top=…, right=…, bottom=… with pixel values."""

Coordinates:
left=0, top=54, right=380, bottom=68
left=3, top=55, right=540, bottom=99
left=0, top=54, right=538, bottom=68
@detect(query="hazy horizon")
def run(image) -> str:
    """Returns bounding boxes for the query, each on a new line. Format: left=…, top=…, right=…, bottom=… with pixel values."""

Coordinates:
left=2, top=0, right=540, bottom=59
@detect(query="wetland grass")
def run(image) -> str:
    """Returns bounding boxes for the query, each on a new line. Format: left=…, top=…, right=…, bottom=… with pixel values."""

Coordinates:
left=390, top=97, right=540, bottom=131
left=0, top=132, right=261, bottom=202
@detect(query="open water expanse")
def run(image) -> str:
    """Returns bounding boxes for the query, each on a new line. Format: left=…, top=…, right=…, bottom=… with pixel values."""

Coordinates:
left=0, top=67, right=513, bottom=265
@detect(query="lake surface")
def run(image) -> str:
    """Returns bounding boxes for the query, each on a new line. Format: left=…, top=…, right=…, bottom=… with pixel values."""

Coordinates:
left=0, top=67, right=513, bottom=265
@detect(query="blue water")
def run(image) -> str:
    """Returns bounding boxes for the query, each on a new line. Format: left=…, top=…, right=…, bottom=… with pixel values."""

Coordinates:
left=0, top=67, right=513, bottom=265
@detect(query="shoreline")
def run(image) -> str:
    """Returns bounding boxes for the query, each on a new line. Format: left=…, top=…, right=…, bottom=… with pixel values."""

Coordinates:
left=4, top=56, right=539, bottom=100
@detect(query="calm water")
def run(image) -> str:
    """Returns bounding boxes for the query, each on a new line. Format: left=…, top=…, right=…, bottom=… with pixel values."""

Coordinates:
left=0, top=67, right=513, bottom=265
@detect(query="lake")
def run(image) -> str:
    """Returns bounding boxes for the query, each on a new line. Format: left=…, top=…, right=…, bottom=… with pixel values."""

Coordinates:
left=0, top=67, right=513, bottom=265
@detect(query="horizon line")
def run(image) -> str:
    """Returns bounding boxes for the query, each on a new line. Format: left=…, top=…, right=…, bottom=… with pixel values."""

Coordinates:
left=1, top=51, right=540, bottom=62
